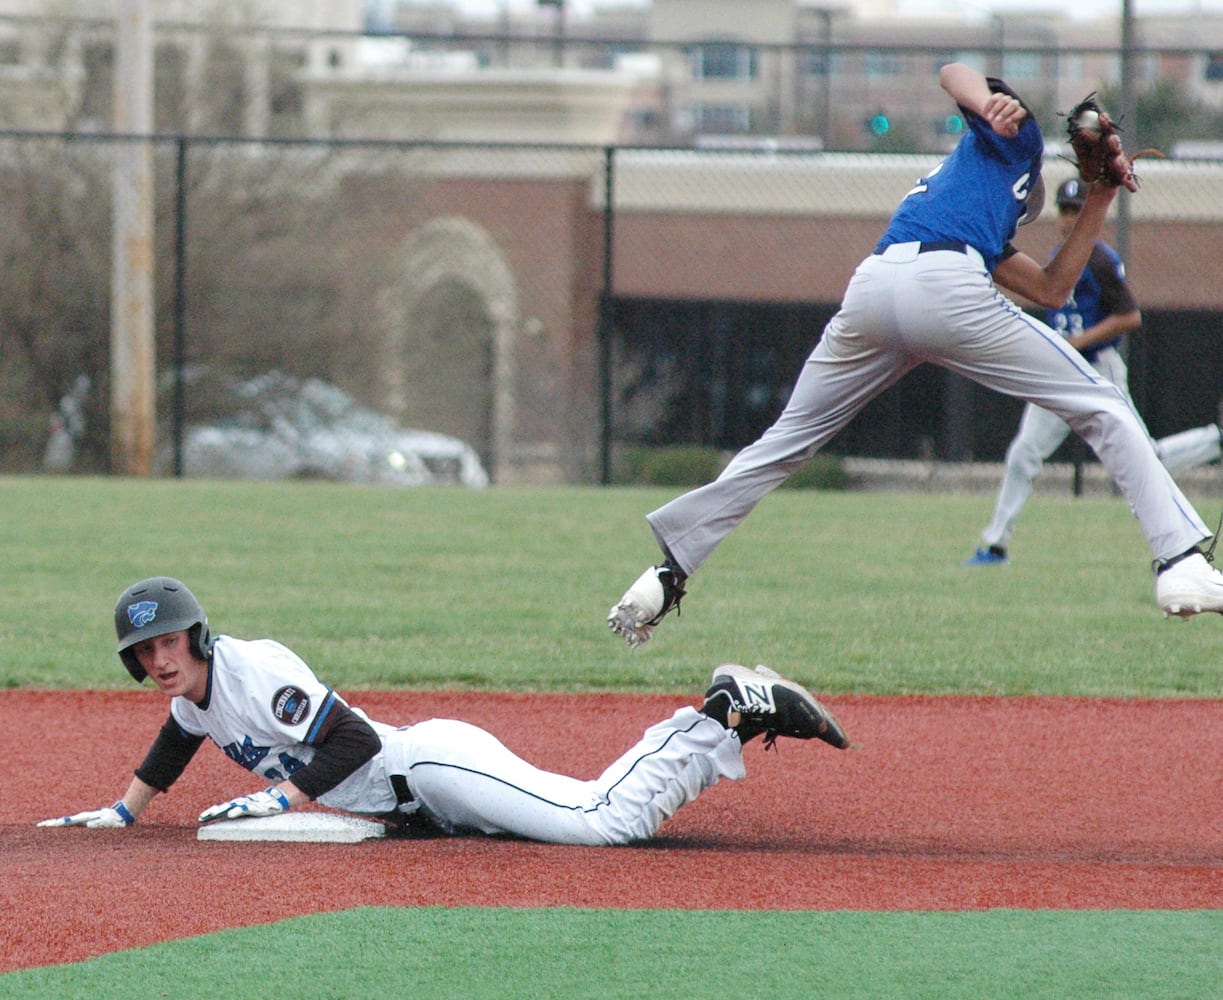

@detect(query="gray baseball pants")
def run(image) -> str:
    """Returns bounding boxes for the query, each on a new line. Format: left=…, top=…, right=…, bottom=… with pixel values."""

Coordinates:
left=647, top=243, right=1210, bottom=573
left=980, top=345, right=1222, bottom=551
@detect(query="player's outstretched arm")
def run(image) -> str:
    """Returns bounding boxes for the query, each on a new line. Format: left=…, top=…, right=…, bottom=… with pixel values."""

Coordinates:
left=37, top=776, right=159, bottom=829
left=198, top=781, right=308, bottom=824
left=994, top=183, right=1120, bottom=307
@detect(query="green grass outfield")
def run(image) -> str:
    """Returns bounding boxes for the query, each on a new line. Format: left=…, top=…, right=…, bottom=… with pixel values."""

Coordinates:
left=2, top=475, right=1220, bottom=696
left=2, top=475, right=1219, bottom=999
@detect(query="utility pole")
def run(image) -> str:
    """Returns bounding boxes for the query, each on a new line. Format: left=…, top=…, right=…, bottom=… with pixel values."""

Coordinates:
left=1117, top=0, right=1135, bottom=267
left=111, top=0, right=155, bottom=475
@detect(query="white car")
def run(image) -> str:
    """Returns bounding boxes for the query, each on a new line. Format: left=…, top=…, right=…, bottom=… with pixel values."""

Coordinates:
left=179, top=373, right=488, bottom=488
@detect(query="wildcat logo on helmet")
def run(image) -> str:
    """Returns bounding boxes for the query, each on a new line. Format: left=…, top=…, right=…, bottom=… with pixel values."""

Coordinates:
left=126, top=601, right=159, bottom=628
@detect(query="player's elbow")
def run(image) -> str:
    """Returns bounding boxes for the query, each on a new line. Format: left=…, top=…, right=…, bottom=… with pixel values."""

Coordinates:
left=1030, top=270, right=1081, bottom=309
left=1029, top=285, right=1072, bottom=310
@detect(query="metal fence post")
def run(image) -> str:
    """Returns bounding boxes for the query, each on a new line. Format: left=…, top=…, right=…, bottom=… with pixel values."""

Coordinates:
left=172, top=135, right=188, bottom=477
left=599, top=144, right=615, bottom=485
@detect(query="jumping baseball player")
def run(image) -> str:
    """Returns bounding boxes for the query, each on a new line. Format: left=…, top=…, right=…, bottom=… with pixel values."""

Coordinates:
left=608, top=62, right=1223, bottom=648
left=966, top=177, right=1223, bottom=566
left=38, top=577, right=848, bottom=843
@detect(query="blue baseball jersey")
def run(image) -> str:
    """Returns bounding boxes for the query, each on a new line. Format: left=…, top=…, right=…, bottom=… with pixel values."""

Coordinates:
left=875, top=79, right=1044, bottom=272
left=1046, top=242, right=1136, bottom=362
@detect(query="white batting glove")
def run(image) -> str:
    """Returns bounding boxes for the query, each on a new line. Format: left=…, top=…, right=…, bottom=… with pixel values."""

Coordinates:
left=38, top=800, right=136, bottom=829
left=198, top=786, right=291, bottom=825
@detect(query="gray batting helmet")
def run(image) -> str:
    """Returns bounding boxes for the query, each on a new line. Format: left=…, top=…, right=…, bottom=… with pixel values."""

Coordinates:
left=1056, top=177, right=1086, bottom=210
left=114, top=576, right=212, bottom=682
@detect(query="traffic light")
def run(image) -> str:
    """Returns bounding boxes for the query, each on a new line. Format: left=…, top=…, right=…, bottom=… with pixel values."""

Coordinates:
left=941, top=114, right=964, bottom=136
left=864, top=111, right=890, bottom=137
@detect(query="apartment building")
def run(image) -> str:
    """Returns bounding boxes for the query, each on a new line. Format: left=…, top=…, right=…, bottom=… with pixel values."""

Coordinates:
left=3, top=1, right=1223, bottom=149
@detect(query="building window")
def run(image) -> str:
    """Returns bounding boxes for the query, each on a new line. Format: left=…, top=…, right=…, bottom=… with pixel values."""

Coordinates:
left=1206, top=52, right=1223, bottom=82
left=1001, top=52, right=1041, bottom=81
left=805, top=48, right=844, bottom=79
left=937, top=52, right=986, bottom=75
left=693, top=104, right=752, bottom=134
left=690, top=42, right=758, bottom=81
left=865, top=50, right=904, bottom=78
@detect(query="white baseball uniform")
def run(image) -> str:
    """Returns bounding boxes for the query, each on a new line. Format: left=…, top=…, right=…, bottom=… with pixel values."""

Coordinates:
left=172, top=635, right=746, bottom=845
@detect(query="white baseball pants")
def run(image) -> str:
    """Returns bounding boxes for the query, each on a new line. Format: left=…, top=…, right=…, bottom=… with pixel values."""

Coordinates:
left=382, top=708, right=745, bottom=845
left=647, top=243, right=1210, bottom=570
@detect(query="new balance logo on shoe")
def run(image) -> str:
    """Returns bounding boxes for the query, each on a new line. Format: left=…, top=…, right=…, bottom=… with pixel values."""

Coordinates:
left=702, top=664, right=849, bottom=750
left=737, top=681, right=777, bottom=713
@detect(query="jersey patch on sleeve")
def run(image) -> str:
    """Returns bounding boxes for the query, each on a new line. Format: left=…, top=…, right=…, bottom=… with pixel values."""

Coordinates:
left=272, top=685, right=311, bottom=725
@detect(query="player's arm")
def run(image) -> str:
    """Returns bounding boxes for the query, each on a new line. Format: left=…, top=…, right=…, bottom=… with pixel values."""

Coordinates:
left=115, top=774, right=161, bottom=820
left=993, top=183, right=1121, bottom=307
left=1066, top=248, right=1142, bottom=352
left=35, top=716, right=200, bottom=829
left=283, top=700, right=382, bottom=801
left=198, top=698, right=381, bottom=824
left=939, top=62, right=1026, bottom=137
left=36, top=774, right=162, bottom=829
left=1068, top=308, right=1141, bottom=353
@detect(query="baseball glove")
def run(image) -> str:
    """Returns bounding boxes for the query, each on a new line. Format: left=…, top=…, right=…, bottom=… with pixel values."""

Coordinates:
left=1064, top=93, right=1142, bottom=192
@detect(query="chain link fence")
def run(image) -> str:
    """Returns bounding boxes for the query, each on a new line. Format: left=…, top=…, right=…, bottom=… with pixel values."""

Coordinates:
left=1, top=130, right=1221, bottom=484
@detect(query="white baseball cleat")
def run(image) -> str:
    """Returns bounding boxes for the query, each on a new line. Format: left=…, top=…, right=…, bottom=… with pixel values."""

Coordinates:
left=1155, top=552, right=1223, bottom=618
left=607, top=562, right=687, bottom=648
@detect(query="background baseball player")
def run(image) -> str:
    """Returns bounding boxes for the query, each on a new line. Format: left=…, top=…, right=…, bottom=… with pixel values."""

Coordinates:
left=966, top=177, right=1223, bottom=566
left=608, top=62, right=1223, bottom=648
left=38, top=577, right=847, bottom=844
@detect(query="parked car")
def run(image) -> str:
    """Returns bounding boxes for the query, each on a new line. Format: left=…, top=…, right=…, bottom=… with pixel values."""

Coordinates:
left=176, top=372, right=488, bottom=488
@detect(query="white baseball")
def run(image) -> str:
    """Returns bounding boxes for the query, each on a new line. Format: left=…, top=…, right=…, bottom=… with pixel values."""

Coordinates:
left=1075, top=109, right=1102, bottom=137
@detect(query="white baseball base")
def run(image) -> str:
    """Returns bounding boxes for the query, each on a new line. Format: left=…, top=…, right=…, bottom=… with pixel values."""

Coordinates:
left=197, top=811, right=388, bottom=843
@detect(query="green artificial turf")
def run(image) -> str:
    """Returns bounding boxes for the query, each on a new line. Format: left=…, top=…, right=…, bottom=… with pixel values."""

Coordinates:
left=2, top=907, right=1219, bottom=999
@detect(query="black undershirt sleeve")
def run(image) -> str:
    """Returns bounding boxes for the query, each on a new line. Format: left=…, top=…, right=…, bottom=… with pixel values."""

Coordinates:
left=134, top=714, right=206, bottom=792
left=288, top=700, right=382, bottom=801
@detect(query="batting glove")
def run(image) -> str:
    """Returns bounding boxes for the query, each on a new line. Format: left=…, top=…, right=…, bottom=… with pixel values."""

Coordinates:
left=198, top=786, right=291, bottom=825
left=37, top=800, right=136, bottom=829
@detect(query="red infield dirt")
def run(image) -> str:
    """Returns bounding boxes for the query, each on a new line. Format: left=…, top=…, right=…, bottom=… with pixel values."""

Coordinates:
left=1, top=689, right=1219, bottom=972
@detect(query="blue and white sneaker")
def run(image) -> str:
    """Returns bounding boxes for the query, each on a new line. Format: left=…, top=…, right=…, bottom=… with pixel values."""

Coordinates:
left=963, top=546, right=1008, bottom=567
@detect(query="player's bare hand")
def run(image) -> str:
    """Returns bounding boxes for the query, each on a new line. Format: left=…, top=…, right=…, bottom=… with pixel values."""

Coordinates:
left=983, top=92, right=1025, bottom=138
left=38, top=801, right=135, bottom=828
left=198, top=786, right=291, bottom=824
left=1104, top=134, right=1140, bottom=193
